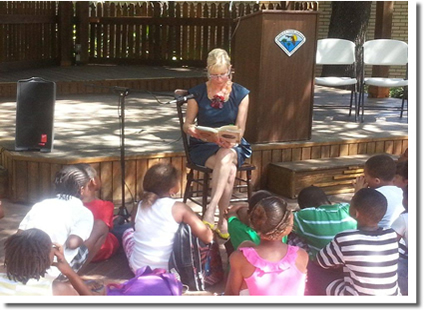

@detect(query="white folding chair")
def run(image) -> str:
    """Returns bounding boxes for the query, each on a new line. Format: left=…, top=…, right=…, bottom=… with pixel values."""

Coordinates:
left=359, top=39, right=408, bottom=122
left=315, top=38, right=358, bottom=121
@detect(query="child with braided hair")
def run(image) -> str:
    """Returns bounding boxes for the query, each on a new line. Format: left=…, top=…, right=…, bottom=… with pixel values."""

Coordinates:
left=18, top=165, right=109, bottom=279
left=225, top=196, right=308, bottom=296
left=0, top=228, right=99, bottom=295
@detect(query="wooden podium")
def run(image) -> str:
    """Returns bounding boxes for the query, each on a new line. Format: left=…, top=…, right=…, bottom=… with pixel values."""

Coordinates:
left=233, top=11, right=319, bottom=143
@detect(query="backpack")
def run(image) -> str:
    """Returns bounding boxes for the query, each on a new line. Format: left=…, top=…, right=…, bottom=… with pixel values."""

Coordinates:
left=168, top=223, right=224, bottom=291
left=106, top=266, right=183, bottom=296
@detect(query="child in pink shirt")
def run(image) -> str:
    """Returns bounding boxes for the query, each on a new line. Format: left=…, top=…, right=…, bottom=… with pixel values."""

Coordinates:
left=225, top=196, right=308, bottom=296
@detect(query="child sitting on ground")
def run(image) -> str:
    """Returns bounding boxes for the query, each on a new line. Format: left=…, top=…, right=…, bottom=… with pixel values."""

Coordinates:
left=76, top=163, right=120, bottom=262
left=289, top=185, right=331, bottom=252
left=393, top=160, right=408, bottom=190
left=291, top=186, right=357, bottom=295
left=18, top=165, right=109, bottom=279
left=392, top=184, right=408, bottom=296
left=225, top=196, right=309, bottom=296
left=226, top=190, right=273, bottom=250
left=0, top=228, right=100, bottom=295
left=317, top=188, right=400, bottom=296
left=293, top=185, right=357, bottom=258
left=354, top=154, right=404, bottom=228
left=122, top=163, right=213, bottom=273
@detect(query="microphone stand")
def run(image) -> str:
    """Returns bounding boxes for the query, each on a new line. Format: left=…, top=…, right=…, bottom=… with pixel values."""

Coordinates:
left=85, top=84, right=175, bottom=223
left=114, top=87, right=131, bottom=221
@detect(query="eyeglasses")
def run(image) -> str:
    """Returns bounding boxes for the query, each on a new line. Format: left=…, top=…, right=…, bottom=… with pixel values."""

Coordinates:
left=208, top=71, right=230, bottom=80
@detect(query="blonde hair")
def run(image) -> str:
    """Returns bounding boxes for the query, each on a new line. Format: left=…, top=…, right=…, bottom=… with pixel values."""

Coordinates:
left=207, top=48, right=231, bottom=72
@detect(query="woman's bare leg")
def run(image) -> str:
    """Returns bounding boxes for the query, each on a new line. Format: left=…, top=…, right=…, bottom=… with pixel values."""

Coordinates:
left=202, top=148, right=238, bottom=230
left=216, top=163, right=237, bottom=233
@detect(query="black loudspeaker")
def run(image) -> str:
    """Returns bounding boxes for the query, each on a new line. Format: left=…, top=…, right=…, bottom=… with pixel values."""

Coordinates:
left=15, top=77, right=56, bottom=153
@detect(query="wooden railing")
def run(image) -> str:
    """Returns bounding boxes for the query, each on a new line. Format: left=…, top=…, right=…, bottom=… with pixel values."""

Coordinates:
left=87, top=2, right=235, bottom=65
left=0, top=1, right=318, bottom=70
left=86, top=1, right=318, bottom=65
left=0, top=1, right=59, bottom=70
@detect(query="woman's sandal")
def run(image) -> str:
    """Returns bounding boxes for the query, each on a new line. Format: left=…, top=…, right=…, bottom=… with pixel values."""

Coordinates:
left=215, top=228, right=230, bottom=240
left=202, top=220, right=230, bottom=240
left=202, top=220, right=215, bottom=230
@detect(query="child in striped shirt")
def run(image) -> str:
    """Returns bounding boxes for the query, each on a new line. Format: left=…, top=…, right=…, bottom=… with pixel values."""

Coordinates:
left=317, top=188, right=400, bottom=296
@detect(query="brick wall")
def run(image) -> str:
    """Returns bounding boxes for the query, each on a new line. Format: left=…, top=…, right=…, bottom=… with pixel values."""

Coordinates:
left=315, top=1, right=408, bottom=79
left=390, top=1, right=409, bottom=78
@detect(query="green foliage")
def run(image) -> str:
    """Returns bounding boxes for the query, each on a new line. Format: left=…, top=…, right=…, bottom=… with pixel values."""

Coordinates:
left=364, top=86, right=406, bottom=99
left=390, top=87, right=405, bottom=99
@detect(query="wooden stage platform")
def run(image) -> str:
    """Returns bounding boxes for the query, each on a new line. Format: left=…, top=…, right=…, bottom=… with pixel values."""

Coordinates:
left=0, top=65, right=409, bottom=205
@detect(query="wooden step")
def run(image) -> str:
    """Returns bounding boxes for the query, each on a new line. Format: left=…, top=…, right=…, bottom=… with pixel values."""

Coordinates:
left=266, top=154, right=398, bottom=199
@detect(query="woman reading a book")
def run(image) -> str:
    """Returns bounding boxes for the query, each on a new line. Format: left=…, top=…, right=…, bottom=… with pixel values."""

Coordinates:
left=183, top=48, right=252, bottom=240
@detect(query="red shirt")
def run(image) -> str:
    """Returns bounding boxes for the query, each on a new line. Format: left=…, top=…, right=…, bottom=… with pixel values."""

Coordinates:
left=84, top=200, right=119, bottom=262
left=84, top=200, right=115, bottom=229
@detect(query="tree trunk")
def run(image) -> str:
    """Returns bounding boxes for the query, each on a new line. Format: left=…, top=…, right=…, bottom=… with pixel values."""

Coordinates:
left=321, top=1, right=372, bottom=78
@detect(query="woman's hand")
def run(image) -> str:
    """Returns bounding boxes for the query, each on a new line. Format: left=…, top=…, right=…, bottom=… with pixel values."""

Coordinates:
left=218, top=137, right=237, bottom=149
left=185, top=124, right=201, bottom=139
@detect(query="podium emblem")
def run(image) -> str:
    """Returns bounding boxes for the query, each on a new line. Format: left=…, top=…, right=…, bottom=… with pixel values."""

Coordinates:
left=275, top=30, right=306, bottom=57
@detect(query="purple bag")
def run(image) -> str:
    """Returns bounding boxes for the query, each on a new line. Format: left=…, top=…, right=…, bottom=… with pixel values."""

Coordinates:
left=106, top=266, right=183, bottom=296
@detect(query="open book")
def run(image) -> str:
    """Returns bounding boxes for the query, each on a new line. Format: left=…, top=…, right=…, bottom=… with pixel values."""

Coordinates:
left=196, top=125, right=241, bottom=144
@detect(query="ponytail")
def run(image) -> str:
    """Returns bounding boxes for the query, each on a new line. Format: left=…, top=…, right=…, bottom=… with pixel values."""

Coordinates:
left=139, top=191, right=159, bottom=209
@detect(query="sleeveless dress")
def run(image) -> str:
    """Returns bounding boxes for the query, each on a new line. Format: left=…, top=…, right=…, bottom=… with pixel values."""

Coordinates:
left=187, top=83, right=252, bottom=168
left=239, top=246, right=306, bottom=296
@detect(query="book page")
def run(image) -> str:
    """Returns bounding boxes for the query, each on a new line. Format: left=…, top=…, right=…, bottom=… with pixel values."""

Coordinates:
left=196, top=126, right=219, bottom=143
left=218, top=131, right=240, bottom=144
left=195, top=125, right=241, bottom=144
